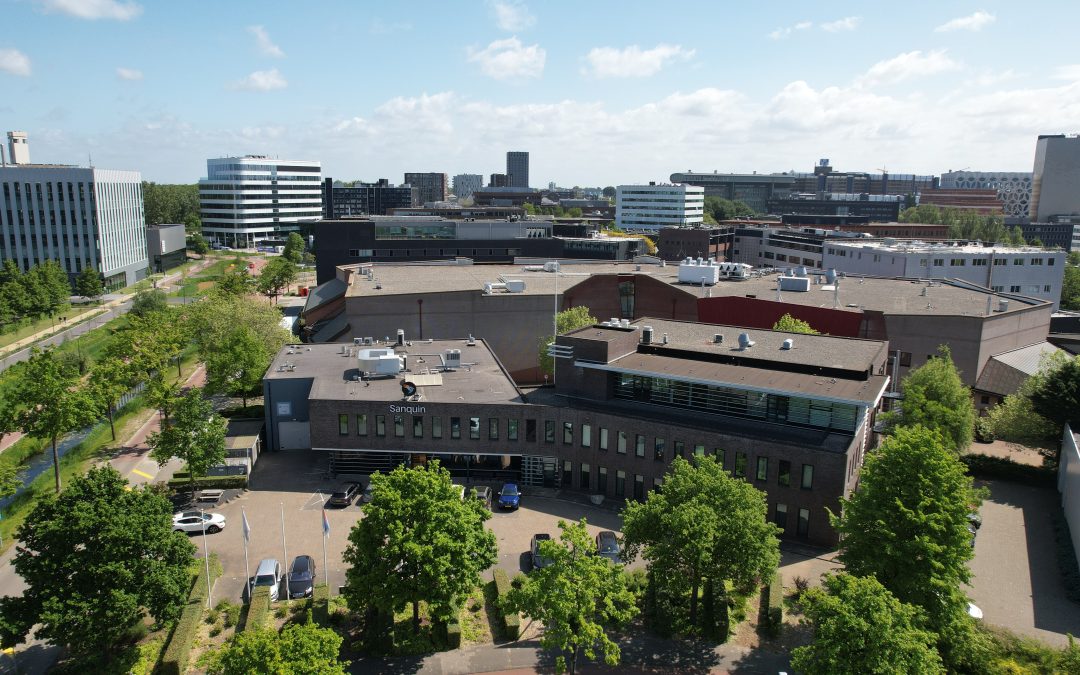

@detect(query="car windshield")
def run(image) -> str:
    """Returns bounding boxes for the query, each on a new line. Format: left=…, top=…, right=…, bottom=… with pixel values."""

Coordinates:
left=600, top=539, right=618, bottom=552
left=291, top=560, right=311, bottom=576
left=502, top=487, right=519, bottom=496
left=254, top=574, right=276, bottom=586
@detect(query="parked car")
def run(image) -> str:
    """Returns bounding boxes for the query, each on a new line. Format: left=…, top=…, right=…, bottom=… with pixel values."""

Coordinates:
left=595, top=530, right=622, bottom=564
left=328, top=482, right=361, bottom=507
left=498, top=483, right=521, bottom=510
left=531, top=533, right=553, bottom=570
left=287, top=555, right=317, bottom=599
left=360, top=482, right=375, bottom=503
left=252, top=558, right=283, bottom=602
left=473, top=486, right=493, bottom=509
left=173, top=511, right=226, bottom=534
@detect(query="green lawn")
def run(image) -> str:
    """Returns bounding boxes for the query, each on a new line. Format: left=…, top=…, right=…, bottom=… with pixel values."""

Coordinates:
left=0, top=304, right=101, bottom=350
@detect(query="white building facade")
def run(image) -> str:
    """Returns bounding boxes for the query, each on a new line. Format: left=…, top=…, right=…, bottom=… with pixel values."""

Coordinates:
left=452, top=173, right=483, bottom=199
left=616, top=183, right=704, bottom=231
left=822, top=240, right=1066, bottom=308
left=939, top=170, right=1032, bottom=220
left=200, top=156, right=322, bottom=247
left=0, top=165, right=148, bottom=289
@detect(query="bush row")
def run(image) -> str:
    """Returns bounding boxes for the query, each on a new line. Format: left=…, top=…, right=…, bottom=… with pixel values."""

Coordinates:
left=244, top=586, right=272, bottom=632
left=313, top=583, right=330, bottom=626
left=961, top=453, right=1055, bottom=487
left=160, top=558, right=218, bottom=675
left=167, top=474, right=249, bottom=491
left=1050, top=508, right=1080, bottom=603
left=492, top=568, right=520, bottom=640
left=758, top=572, right=784, bottom=637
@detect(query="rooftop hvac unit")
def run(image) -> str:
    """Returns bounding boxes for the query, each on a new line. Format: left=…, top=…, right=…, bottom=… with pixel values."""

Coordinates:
left=738, top=332, right=755, bottom=350
left=713, top=334, right=724, bottom=344
left=504, top=279, right=526, bottom=293
left=353, top=338, right=362, bottom=345
left=825, top=268, right=838, bottom=284
left=998, top=299, right=1010, bottom=312
left=641, top=326, right=653, bottom=344
left=444, top=349, right=461, bottom=368
left=483, top=282, right=507, bottom=294
left=356, top=348, right=402, bottom=376
left=778, top=276, right=811, bottom=292
left=363, top=336, right=374, bottom=345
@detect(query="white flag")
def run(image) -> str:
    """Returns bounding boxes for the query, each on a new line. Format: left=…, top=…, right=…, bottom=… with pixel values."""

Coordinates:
left=242, top=507, right=251, bottom=544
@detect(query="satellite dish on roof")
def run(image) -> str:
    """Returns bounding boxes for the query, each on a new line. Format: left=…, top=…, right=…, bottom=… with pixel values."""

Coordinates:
left=401, top=381, right=417, bottom=397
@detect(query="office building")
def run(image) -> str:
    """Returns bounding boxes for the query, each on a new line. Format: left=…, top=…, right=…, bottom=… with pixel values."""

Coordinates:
left=0, top=161, right=148, bottom=289
left=790, top=160, right=937, bottom=197
left=146, top=223, right=187, bottom=273
left=766, top=193, right=903, bottom=221
left=6, top=131, right=29, bottom=165
left=616, top=183, right=704, bottom=231
left=917, top=189, right=1004, bottom=217
left=403, top=173, right=448, bottom=206
left=199, top=155, right=322, bottom=248
left=1020, top=217, right=1080, bottom=251
left=657, top=227, right=734, bottom=261
left=939, top=171, right=1032, bottom=220
left=452, top=174, right=483, bottom=199
left=669, top=172, right=795, bottom=214
left=507, top=151, right=529, bottom=189
left=472, top=188, right=543, bottom=207
left=489, top=173, right=508, bottom=188
left=821, top=240, right=1066, bottom=308
left=1031, top=134, right=1080, bottom=222
left=323, top=178, right=415, bottom=218
left=388, top=205, right=524, bottom=219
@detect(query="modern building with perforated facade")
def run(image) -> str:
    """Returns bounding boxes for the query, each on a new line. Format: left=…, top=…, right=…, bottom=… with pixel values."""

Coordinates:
left=939, top=170, right=1032, bottom=219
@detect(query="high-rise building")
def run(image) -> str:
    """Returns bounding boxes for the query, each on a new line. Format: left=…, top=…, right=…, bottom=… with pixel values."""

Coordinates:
left=6, top=131, right=29, bottom=165
left=1030, top=134, right=1080, bottom=222
left=200, top=156, right=322, bottom=248
left=0, top=158, right=148, bottom=288
left=616, top=183, right=705, bottom=231
left=322, top=178, right=415, bottom=218
left=403, top=172, right=448, bottom=206
left=489, top=173, right=508, bottom=188
left=452, top=173, right=483, bottom=198
left=506, top=151, right=529, bottom=189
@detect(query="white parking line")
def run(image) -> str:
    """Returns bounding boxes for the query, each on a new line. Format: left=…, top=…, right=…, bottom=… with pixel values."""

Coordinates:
left=300, top=490, right=327, bottom=511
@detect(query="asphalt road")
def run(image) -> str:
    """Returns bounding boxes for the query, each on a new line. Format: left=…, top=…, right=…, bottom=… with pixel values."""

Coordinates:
left=0, top=298, right=132, bottom=374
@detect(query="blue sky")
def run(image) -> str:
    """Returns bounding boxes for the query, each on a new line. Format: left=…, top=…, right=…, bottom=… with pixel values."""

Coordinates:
left=3, top=0, right=1079, bottom=185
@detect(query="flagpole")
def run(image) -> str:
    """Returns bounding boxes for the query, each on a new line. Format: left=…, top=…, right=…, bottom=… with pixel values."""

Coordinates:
left=322, top=508, right=330, bottom=598
left=280, top=502, right=289, bottom=600
left=242, top=507, right=251, bottom=600
left=201, top=508, right=212, bottom=609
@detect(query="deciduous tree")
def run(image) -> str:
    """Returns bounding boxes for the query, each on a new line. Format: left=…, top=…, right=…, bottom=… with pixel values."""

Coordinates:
left=256, top=257, right=298, bottom=304
left=539, top=306, right=598, bottom=376
left=791, top=573, right=943, bottom=675
left=503, top=519, right=638, bottom=674
left=282, top=232, right=305, bottom=264
left=74, top=267, right=104, bottom=302
left=147, top=390, right=227, bottom=501
left=188, top=233, right=210, bottom=255
left=1028, top=354, right=1080, bottom=432
left=0, top=466, right=194, bottom=662
left=772, top=313, right=819, bottom=334
left=342, top=462, right=497, bottom=635
left=207, top=622, right=348, bottom=675
left=87, top=358, right=134, bottom=441
left=621, top=455, right=780, bottom=630
left=832, top=425, right=983, bottom=632
left=203, top=326, right=272, bottom=408
left=885, top=346, right=975, bottom=452
left=129, top=288, right=169, bottom=317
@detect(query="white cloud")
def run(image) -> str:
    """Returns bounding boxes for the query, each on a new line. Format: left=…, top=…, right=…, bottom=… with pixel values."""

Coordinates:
left=0, top=49, right=31, bottom=76
left=822, top=16, right=861, bottom=32
left=769, top=21, right=812, bottom=40
left=491, top=0, right=535, bottom=31
left=37, top=0, right=141, bottom=20
left=856, top=49, right=961, bottom=87
left=116, top=67, right=142, bottom=81
left=583, top=44, right=695, bottom=78
left=466, top=37, right=545, bottom=80
left=935, top=10, right=995, bottom=32
left=248, top=25, right=284, bottom=58
left=230, top=69, right=287, bottom=92
left=1053, top=64, right=1080, bottom=81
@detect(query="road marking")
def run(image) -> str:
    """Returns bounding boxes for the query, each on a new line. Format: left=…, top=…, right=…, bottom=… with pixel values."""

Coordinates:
left=131, top=468, right=154, bottom=480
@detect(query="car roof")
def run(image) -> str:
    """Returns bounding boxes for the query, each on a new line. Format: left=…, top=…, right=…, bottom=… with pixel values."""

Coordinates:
left=534, top=533, right=551, bottom=540
left=598, top=530, right=617, bottom=539
left=291, top=556, right=313, bottom=569
left=255, top=558, right=280, bottom=574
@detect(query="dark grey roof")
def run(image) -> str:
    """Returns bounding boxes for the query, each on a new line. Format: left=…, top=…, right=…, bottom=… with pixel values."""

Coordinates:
left=975, top=342, right=1062, bottom=396
left=303, top=278, right=347, bottom=314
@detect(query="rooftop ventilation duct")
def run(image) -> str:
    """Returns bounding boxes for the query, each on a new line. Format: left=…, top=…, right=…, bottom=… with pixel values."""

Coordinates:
left=738, top=332, right=755, bottom=350
left=825, top=268, right=838, bottom=284
left=641, top=326, right=653, bottom=345
left=713, top=334, right=724, bottom=344
left=782, top=338, right=794, bottom=350
left=396, top=329, right=405, bottom=347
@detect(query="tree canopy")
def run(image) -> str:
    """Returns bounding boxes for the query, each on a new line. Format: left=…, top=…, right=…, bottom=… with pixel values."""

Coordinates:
left=539, top=306, right=598, bottom=376
left=898, top=205, right=1011, bottom=243
left=1062, top=266, right=1080, bottom=311
left=142, top=182, right=200, bottom=231
left=74, top=267, right=104, bottom=302
left=791, top=572, right=944, bottom=675
left=981, top=351, right=1069, bottom=446
left=621, top=455, right=780, bottom=630
left=207, top=623, right=348, bottom=675
left=886, top=346, right=974, bottom=453
left=0, top=260, right=71, bottom=330
left=147, top=389, right=227, bottom=499
left=188, top=233, right=210, bottom=255
left=1028, top=353, right=1080, bottom=432
left=832, top=425, right=982, bottom=632
left=0, top=466, right=194, bottom=662
left=772, top=313, right=819, bottom=334
left=129, top=288, right=169, bottom=317
left=342, top=462, right=497, bottom=634
left=703, top=196, right=755, bottom=224
left=256, top=256, right=298, bottom=304
left=203, top=325, right=273, bottom=407
left=282, top=232, right=305, bottom=264
left=503, top=519, right=638, bottom=674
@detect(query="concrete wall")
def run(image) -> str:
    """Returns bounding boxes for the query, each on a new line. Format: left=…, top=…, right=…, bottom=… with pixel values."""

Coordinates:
left=1059, top=425, right=1080, bottom=561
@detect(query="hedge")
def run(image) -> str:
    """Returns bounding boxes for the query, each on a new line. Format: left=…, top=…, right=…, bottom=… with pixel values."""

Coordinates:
left=492, top=568, right=520, bottom=640
left=243, top=586, right=272, bottom=632
left=313, top=583, right=330, bottom=626
left=758, top=572, right=784, bottom=637
left=159, top=557, right=220, bottom=675
left=1050, top=508, right=1080, bottom=603
left=167, top=474, right=249, bottom=491
left=961, top=454, right=1055, bottom=487
left=436, top=599, right=463, bottom=649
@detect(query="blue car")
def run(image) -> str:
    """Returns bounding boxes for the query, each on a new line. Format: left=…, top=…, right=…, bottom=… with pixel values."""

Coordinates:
left=498, top=483, right=521, bottom=510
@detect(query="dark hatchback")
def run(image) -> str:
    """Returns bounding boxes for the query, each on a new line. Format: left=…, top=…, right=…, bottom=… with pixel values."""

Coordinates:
left=288, top=555, right=317, bottom=598
left=328, top=482, right=361, bottom=507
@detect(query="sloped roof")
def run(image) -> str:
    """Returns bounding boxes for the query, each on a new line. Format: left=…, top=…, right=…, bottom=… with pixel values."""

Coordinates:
left=303, top=278, right=347, bottom=314
left=975, top=342, right=1062, bottom=396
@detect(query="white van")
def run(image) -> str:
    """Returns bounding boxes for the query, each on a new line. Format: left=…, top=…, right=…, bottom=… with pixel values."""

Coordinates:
left=253, top=558, right=283, bottom=602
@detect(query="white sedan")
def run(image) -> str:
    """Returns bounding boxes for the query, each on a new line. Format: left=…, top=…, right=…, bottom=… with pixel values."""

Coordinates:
left=173, top=511, right=227, bottom=534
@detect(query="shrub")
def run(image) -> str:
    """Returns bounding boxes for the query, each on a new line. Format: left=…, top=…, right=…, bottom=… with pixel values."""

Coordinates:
left=244, top=586, right=272, bottom=632
left=1051, top=508, right=1080, bottom=603
left=167, top=474, right=249, bottom=491
left=445, top=619, right=462, bottom=649
left=759, top=572, right=784, bottom=637
left=159, top=557, right=220, bottom=675
left=492, top=568, right=520, bottom=640
left=961, top=454, right=1055, bottom=487
left=313, top=583, right=330, bottom=626
left=218, top=601, right=241, bottom=629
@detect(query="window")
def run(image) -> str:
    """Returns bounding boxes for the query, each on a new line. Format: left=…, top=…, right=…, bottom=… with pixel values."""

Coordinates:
left=508, top=419, right=518, bottom=441
left=801, top=464, right=814, bottom=490
left=635, top=434, right=646, bottom=457
left=489, top=418, right=499, bottom=440
left=394, top=415, right=404, bottom=437
left=950, top=258, right=966, bottom=266
left=432, top=416, right=442, bottom=439
left=617, top=431, right=627, bottom=454
left=356, top=414, right=367, bottom=436
left=694, top=444, right=705, bottom=457
left=450, top=417, right=461, bottom=439
left=797, top=508, right=810, bottom=537
left=734, top=452, right=747, bottom=478
left=1010, top=285, right=1021, bottom=293
left=774, top=503, right=788, bottom=530
left=413, top=417, right=423, bottom=438
left=980, top=395, right=991, bottom=405
left=994, top=258, right=1006, bottom=266
left=972, top=258, right=987, bottom=266
left=1013, top=258, right=1024, bottom=265
left=599, top=428, right=609, bottom=450
left=526, top=419, right=536, bottom=442
left=338, top=414, right=349, bottom=436
left=756, top=457, right=768, bottom=482
left=1049, top=257, right=1056, bottom=266
left=581, top=424, right=591, bottom=448
left=376, top=415, right=386, bottom=437
left=654, top=437, right=666, bottom=461
left=545, top=421, right=555, bottom=443
left=469, top=417, right=481, bottom=440
left=674, top=441, right=685, bottom=458
left=563, top=460, right=573, bottom=487
left=1045, top=285, right=1052, bottom=293
left=563, top=422, right=573, bottom=445
left=778, top=460, right=791, bottom=487
left=933, top=259, right=944, bottom=267
left=598, top=466, right=608, bottom=493
left=580, top=463, right=590, bottom=491
left=615, top=470, right=626, bottom=497
left=634, top=474, right=645, bottom=501
left=899, top=351, right=912, bottom=367
left=919, top=258, right=928, bottom=267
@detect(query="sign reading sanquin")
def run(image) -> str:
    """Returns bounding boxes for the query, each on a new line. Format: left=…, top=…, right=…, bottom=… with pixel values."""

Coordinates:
left=389, top=404, right=426, bottom=414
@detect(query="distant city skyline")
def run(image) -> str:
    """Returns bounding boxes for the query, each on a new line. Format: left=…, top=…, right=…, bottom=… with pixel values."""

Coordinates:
left=3, top=1, right=1079, bottom=183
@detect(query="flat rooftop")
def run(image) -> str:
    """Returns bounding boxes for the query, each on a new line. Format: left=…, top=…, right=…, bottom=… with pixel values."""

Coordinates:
left=266, top=341, right=525, bottom=405
left=828, top=240, right=1054, bottom=254
left=339, top=261, right=1048, bottom=316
